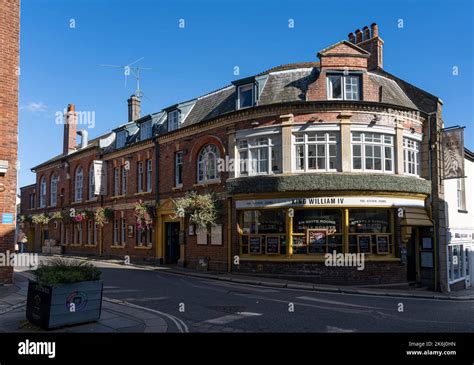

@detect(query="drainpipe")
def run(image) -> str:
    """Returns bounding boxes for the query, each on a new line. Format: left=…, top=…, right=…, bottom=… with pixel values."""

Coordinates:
left=427, top=111, right=438, bottom=291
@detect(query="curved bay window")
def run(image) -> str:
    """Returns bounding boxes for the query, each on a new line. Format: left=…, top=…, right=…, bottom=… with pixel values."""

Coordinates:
left=292, top=209, right=343, bottom=254
left=237, top=135, right=281, bottom=176
left=197, top=144, right=220, bottom=183
left=352, top=132, right=394, bottom=173
left=349, top=209, right=393, bottom=255
left=239, top=209, right=286, bottom=255
left=294, top=132, right=338, bottom=172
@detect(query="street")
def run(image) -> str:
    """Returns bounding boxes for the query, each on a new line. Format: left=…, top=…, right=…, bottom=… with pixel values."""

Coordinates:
left=26, top=257, right=474, bottom=333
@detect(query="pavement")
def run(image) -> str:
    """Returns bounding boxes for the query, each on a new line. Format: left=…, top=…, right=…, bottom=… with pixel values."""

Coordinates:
left=50, top=253, right=474, bottom=301
left=0, top=273, right=170, bottom=333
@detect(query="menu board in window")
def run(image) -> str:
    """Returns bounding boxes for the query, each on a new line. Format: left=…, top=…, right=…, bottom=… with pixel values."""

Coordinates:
left=357, top=235, right=371, bottom=253
left=249, top=236, right=262, bottom=254
left=307, top=229, right=327, bottom=254
left=376, top=235, right=390, bottom=254
left=266, top=236, right=280, bottom=254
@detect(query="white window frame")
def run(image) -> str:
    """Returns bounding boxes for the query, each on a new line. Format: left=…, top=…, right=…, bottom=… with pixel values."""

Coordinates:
left=121, top=165, right=127, bottom=195
left=351, top=132, right=394, bottom=173
left=197, top=144, right=220, bottom=183
left=293, top=132, right=339, bottom=172
left=146, top=159, right=152, bottom=192
left=327, top=74, right=361, bottom=101
left=75, top=166, right=83, bottom=202
left=175, top=151, right=183, bottom=187
left=116, top=131, right=127, bottom=149
left=39, top=176, right=46, bottom=208
left=113, top=167, right=120, bottom=196
left=237, top=83, right=254, bottom=109
left=236, top=135, right=282, bottom=176
left=457, top=178, right=466, bottom=211
left=168, top=110, right=179, bottom=131
left=140, top=120, right=152, bottom=140
left=88, top=163, right=95, bottom=199
left=137, top=161, right=144, bottom=192
left=50, top=174, right=58, bottom=207
left=403, top=138, right=421, bottom=177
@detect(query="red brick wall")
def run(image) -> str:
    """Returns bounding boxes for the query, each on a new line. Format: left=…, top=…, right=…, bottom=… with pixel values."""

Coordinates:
left=0, top=0, right=20, bottom=284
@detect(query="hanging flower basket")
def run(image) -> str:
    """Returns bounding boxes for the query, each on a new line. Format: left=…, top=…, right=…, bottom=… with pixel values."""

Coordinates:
left=134, top=201, right=154, bottom=229
left=94, top=207, right=114, bottom=227
left=32, top=213, right=51, bottom=226
left=51, top=212, right=63, bottom=220
left=172, top=192, right=218, bottom=228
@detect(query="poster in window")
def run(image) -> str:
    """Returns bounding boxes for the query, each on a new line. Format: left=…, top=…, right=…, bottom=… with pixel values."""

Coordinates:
left=307, top=229, right=327, bottom=254
left=127, top=225, right=134, bottom=238
left=266, top=236, right=280, bottom=254
left=211, top=224, right=222, bottom=245
left=422, top=237, right=432, bottom=249
left=249, top=236, right=262, bottom=254
left=358, top=235, right=371, bottom=253
left=376, top=235, right=390, bottom=254
left=420, top=252, right=434, bottom=268
left=197, top=228, right=208, bottom=245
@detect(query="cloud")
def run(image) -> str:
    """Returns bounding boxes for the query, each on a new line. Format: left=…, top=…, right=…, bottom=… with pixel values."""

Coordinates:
left=23, top=102, right=47, bottom=112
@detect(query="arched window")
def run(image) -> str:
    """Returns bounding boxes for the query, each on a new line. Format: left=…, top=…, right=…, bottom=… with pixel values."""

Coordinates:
left=88, top=163, right=95, bottom=199
left=75, top=166, right=83, bottom=202
left=39, top=176, right=46, bottom=208
left=197, top=144, right=220, bottom=183
left=50, top=174, right=58, bottom=207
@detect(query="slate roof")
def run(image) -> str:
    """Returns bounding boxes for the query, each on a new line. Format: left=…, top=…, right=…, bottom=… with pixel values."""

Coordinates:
left=368, top=72, right=418, bottom=109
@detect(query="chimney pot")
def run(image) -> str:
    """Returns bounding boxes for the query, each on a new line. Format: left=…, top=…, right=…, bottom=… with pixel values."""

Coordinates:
left=371, top=23, right=379, bottom=37
left=363, top=26, right=370, bottom=40
left=355, top=29, right=363, bottom=43
left=348, top=32, right=355, bottom=43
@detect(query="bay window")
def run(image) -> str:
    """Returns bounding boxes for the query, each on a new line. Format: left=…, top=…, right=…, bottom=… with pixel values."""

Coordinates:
left=352, top=132, right=394, bottom=172
left=237, top=135, right=281, bottom=176
left=294, top=132, right=338, bottom=172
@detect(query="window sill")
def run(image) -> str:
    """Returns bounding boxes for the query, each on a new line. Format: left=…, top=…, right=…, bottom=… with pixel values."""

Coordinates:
left=458, top=210, right=468, bottom=214
left=71, top=201, right=84, bottom=205
left=111, top=195, right=126, bottom=199
left=172, top=185, right=183, bottom=191
left=68, top=244, right=82, bottom=247
left=134, top=192, right=150, bottom=196
left=194, top=179, right=221, bottom=188
left=86, top=198, right=98, bottom=203
left=110, top=245, right=126, bottom=249
left=134, top=246, right=153, bottom=250
left=83, top=244, right=98, bottom=248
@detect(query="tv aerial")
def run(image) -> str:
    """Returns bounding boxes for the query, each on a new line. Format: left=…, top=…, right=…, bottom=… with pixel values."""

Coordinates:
left=99, top=57, right=152, bottom=99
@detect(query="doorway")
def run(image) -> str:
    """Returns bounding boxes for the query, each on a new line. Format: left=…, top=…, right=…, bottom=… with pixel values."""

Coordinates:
left=165, top=222, right=180, bottom=264
left=406, top=231, right=417, bottom=281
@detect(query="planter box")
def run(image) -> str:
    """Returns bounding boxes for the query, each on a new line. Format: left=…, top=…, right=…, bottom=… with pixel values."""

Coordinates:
left=26, top=280, right=103, bottom=330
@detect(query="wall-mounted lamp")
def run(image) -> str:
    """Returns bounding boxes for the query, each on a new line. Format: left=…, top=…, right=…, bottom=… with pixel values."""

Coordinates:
left=371, top=114, right=382, bottom=124
left=410, top=127, right=416, bottom=133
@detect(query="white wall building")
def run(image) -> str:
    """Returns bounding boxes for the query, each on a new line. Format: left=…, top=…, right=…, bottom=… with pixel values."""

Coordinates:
left=445, top=148, right=474, bottom=291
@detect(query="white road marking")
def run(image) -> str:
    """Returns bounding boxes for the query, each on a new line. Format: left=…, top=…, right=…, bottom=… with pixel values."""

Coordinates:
left=205, top=312, right=262, bottom=325
left=201, top=280, right=280, bottom=293
left=326, top=325, right=356, bottom=333
left=297, top=296, right=384, bottom=310
left=124, top=297, right=169, bottom=302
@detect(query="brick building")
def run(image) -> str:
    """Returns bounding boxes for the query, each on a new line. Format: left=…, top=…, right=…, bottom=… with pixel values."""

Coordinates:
left=21, top=23, right=455, bottom=290
left=0, top=0, right=20, bottom=285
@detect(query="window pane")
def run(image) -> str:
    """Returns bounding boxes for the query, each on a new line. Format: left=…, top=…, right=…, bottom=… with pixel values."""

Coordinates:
left=239, top=84, right=253, bottom=108
left=349, top=209, right=391, bottom=233
left=328, top=76, right=342, bottom=99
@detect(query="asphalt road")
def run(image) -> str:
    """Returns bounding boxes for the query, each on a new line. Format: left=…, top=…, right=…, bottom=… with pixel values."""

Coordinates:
left=32, top=257, right=474, bottom=333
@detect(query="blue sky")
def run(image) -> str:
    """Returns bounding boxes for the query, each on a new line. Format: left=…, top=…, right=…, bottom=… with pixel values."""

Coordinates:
left=19, top=0, right=473, bottom=187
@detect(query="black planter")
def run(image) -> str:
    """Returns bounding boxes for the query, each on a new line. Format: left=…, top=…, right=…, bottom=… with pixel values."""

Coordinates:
left=26, top=280, right=103, bottom=330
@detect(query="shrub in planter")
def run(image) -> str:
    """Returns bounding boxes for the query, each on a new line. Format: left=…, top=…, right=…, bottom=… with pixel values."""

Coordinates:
left=26, top=258, right=103, bottom=330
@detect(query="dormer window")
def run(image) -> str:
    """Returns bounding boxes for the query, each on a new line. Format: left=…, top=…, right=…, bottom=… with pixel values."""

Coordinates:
left=116, top=130, right=127, bottom=149
left=327, top=74, right=360, bottom=101
left=140, top=120, right=152, bottom=140
left=168, top=110, right=179, bottom=131
left=237, top=84, right=254, bottom=109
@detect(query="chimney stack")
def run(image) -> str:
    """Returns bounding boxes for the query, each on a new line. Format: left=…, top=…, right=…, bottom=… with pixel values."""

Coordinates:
left=127, top=95, right=141, bottom=122
left=348, top=32, right=355, bottom=43
left=349, top=23, right=384, bottom=70
left=63, top=103, right=77, bottom=155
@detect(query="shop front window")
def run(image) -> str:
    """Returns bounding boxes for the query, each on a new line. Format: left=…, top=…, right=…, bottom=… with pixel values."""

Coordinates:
left=240, top=209, right=286, bottom=255
left=292, top=209, right=343, bottom=254
left=448, top=244, right=464, bottom=282
left=349, top=209, right=393, bottom=255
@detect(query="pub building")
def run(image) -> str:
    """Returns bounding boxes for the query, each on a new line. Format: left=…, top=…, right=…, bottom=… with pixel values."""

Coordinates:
left=21, top=23, right=456, bottom=290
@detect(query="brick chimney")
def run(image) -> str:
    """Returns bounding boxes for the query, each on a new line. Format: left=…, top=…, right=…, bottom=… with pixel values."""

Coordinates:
left=349, top=23, right=384, bottom=70
left=127, top=95, right=141, bottom=122
left=63, top=103, right=77, bottom=155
